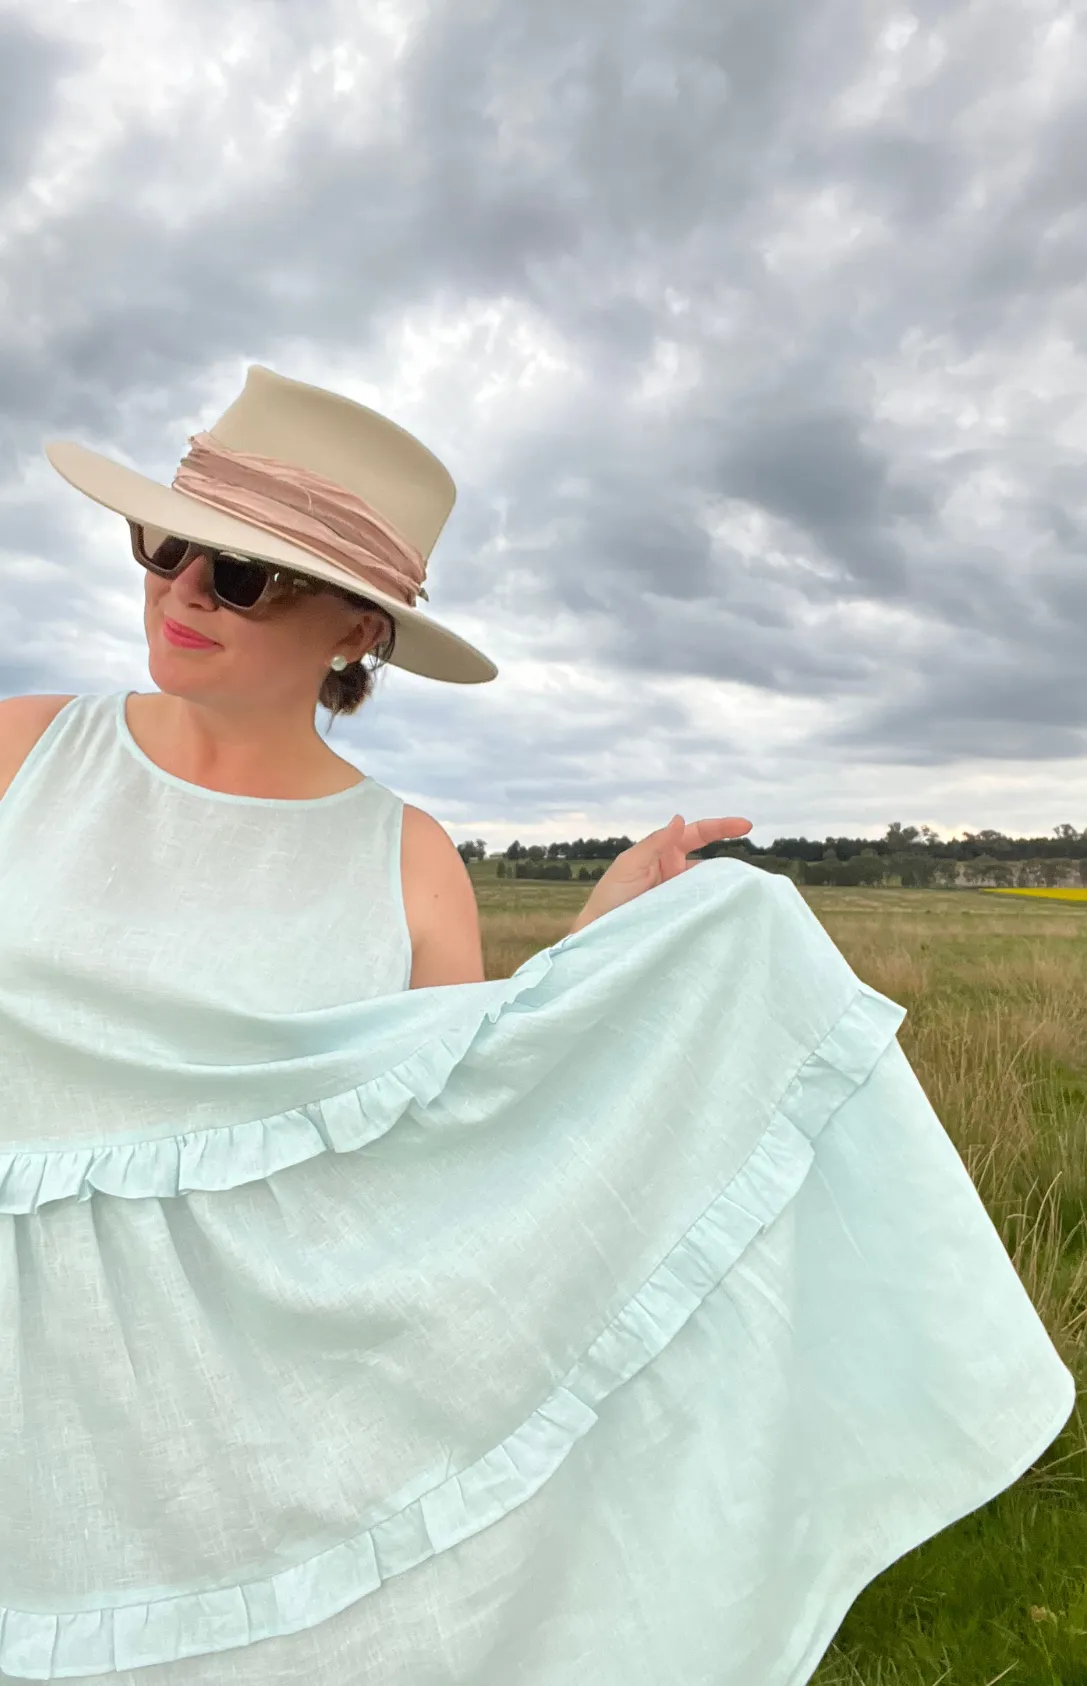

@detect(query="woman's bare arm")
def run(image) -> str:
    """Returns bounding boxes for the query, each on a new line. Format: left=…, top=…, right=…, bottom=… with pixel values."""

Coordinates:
left=400, top=804, right=486, bottom=988
left=0, top=695, right=76, bottom=800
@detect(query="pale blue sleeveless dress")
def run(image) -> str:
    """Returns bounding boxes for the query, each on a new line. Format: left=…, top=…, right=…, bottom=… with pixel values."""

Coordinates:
left=0, top=693, right=1074, bottom=1685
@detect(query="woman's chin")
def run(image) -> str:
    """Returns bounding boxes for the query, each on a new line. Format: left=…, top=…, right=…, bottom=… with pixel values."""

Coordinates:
left=147, top=643, right=220, bottom=695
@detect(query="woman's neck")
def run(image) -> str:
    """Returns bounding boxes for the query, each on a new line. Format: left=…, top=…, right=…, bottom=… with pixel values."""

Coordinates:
left=125, top=691, right=365, bottom=800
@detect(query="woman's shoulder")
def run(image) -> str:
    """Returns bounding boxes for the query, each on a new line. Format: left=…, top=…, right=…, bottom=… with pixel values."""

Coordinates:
left=0, top=694, right=78, bottom=800
left=400, top=803, right=474, bottom=898
left=400, top=803, right=475, bottom=891
left=399, top=803, right=485, bottom=987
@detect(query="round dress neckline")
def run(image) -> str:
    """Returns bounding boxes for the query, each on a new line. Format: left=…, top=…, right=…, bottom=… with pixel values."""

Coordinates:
left=116, top=692, right=371, bottom=809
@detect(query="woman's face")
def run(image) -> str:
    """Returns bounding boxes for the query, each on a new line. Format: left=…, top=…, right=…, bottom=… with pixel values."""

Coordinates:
left=143, top=548, right=393, bottom=711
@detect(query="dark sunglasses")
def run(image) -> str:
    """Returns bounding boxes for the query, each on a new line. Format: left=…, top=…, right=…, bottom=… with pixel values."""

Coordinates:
left=129, top=524, right=329, bottom=614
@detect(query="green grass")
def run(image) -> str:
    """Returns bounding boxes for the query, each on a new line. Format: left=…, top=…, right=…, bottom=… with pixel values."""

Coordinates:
left=473, top=875, right=1087, bottom=1685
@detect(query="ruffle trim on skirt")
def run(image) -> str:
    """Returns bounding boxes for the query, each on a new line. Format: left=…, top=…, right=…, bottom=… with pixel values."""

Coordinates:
left=0, top=981, right=905, bottom=1680
left=0, top=950, right=561, bottom=1216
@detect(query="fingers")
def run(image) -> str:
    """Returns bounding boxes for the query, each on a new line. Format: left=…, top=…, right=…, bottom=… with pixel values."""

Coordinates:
left=684, top=816, right=752, bottom=847
left=636, top=814, right=753, bottom=856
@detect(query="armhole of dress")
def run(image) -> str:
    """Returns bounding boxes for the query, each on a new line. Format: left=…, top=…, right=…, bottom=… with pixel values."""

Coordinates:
left=389, top=792, right=415, bottom=990
left=0, top=695, right=83, bottom=809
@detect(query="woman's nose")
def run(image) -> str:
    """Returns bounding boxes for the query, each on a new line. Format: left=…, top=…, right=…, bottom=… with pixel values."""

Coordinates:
left=171, top=552, right=217, bottom=604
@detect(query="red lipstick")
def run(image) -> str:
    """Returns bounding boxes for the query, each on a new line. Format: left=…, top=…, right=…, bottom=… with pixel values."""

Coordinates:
left=163, top=616, right=219, bottom=650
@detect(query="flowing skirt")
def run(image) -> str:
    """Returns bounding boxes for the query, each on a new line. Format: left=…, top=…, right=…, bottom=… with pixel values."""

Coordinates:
left=0, top=861, right=1074, bottom=1683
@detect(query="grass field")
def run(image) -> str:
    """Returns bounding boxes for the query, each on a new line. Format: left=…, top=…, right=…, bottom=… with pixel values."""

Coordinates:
left=471, top=870, right=1087, bottom=1685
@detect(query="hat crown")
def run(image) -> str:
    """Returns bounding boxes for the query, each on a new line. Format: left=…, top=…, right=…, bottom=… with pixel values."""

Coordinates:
left=208, top=366, right=456, bottom=561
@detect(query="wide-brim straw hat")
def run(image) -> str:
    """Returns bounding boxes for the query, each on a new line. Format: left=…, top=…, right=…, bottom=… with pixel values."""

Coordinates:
left=45, top=365, right=497, bottom=684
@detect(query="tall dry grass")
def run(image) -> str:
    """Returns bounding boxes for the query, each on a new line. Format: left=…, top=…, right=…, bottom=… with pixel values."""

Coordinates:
left=819, top=894, right=1087, bottom=1391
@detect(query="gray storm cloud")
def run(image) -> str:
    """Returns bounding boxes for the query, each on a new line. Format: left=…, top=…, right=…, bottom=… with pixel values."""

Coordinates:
left=1, top=0, right=1085, bottom=837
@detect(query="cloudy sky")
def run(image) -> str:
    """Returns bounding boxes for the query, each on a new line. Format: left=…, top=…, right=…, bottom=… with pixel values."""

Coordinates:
left=1, top=0, right=1085, bottom=850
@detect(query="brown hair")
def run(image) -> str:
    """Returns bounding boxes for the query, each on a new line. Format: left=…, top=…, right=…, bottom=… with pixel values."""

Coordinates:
left=318, top=591, right=398, bottom=719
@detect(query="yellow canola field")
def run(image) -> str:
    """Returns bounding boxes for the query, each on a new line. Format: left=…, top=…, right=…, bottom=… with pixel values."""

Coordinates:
left=979, top=887, right=1087, bottom=901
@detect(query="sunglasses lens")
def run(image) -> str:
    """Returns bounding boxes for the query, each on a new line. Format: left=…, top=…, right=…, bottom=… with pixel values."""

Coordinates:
left=212, top=553, right=273, bottom=609
left=144, top=533, right=191, bottom=574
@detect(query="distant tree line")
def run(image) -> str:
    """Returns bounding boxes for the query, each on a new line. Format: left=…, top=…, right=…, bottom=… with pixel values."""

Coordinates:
left=458, top=823, right=1087, bottom=888
left=690, top=821, right=1087, bottom=888
left=456, top=836, right=634, bottom=873
left=491, top=861, right=609, bottom=882
left=724, top=821, right=1087, bottom=863
left=500, top=837, right=636, bottom=862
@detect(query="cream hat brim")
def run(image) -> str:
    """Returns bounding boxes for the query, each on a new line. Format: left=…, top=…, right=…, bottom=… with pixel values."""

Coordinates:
left=46, top=440, right=497, bottom=685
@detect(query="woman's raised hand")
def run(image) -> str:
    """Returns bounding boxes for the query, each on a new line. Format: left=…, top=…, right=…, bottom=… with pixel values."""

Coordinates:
left=569, top=813, right=753, bottom=934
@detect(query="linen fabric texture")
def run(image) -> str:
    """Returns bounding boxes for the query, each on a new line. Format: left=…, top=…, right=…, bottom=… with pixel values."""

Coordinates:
left=0, top=695, right=1074, bottom=1685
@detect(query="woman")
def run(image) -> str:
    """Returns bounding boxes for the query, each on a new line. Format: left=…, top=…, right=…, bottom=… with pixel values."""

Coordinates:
left=0, top=367, right=1074, bottom=1686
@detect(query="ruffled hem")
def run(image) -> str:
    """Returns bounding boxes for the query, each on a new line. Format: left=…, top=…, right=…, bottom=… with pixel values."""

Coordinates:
left=0, top=981, right=905, bottom=1681
left=0, top=950, right=560, bottom=1217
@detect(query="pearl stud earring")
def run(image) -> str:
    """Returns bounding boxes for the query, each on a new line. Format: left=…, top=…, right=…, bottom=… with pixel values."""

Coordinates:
left=329, top=655, right=348, bottom=672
